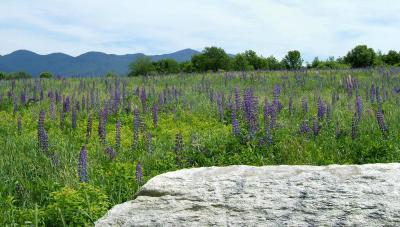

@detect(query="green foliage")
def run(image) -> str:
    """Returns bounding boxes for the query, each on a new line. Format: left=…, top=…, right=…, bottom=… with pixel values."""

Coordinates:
left=191, top=46, right=231, bottom=72
left=128, top=56, right=155, bottom=76
left=344, top=45, right=376, bottom=68
left=106, top=72, right=116, bottom=78
left=45, top=183, right=109, bottom=226
left=261, top=56, right=284, bottom=70
left=153, top=58, right=180, bottom=74
left=382, top=50, right=400, bottom=65
left=40, top=72, right=53, bottom=79
left=6, top=71, right=32, bottom=80
left=0, top=72, right=6, bottom=80
left=308, top=57, right=350, bottom=69
left=282, top=50, right=303, bottom=70
left=179, top=61, right=195, bottom=73
left=232, top=54, right=252, bottom=71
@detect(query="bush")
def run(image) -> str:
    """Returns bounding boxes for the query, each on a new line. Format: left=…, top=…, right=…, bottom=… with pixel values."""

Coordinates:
left=45, top=183, right=109, bottom=226
left=40, top=72, right=53, bottom=79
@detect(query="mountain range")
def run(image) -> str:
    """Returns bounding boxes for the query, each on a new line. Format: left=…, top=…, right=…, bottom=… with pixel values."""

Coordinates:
left=0, top=49, right=200, bottom=77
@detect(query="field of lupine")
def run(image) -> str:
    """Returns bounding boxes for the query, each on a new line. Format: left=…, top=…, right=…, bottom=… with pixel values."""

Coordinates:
left=1, top=69, right=400, bottom=225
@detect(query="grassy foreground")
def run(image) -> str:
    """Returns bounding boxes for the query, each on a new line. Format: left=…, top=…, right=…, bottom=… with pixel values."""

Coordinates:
left=1, top=69, right=399, bottom=225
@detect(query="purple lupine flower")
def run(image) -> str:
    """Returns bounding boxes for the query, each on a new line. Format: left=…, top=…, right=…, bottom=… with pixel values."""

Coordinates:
left=105, top=146, right=116, bottom=160
left=152, top=104, right=158, bottom=128
left=265, top=124, right=273, bottom=146
left=243, top=88, right=258, bottom=137
left=38, top=110, right=45, bottom=149
left=270, top=104, right=277, bottom=129
left=174, top=133, right=184, bottom=167
left=299, top=120, right=311, bottom=134
left=355, top=95, right=363, bottom=119
left=231, top=107, right=240, bottom=136
left=135, top=161, right=143, bottom=183
left=140, top=87, right=147, bottom=113
left=113, top=87, right=120, bottom=113
left=78, top=146, right=88, bottom=182
left=17, top=113, right=22, bottom=135
left=351, top=113, right=358, bottom=140
left=86, top=114, right=92, bottom=142
left=50, top=97, right=56, bottom=119
left=98, top=110, right=106, bottom=144
left=312, top=118, right=320, bottom=136
left=20, top=92, right=27, bottom=105
left=376, top=107, right=388, bottom=134
left=63, top=96, right=70, bottom=113
left=301, top=97, right=308, bottom=114
left=273, top=85, right=282, bottom=112
left=370, top=84, right=375, bottom=104
left=42, top=131, right=49, bottom=152
left=133, top=106, right=140, bottom=147
left=115, top=120, right=121, bottom=150
left=71, top=107, right=77, bottom=129
left=317, top=98, right=326, bottom=120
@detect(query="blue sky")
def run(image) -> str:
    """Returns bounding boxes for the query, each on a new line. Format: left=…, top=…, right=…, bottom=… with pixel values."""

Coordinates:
left=1, top=0, right=399, bottom=62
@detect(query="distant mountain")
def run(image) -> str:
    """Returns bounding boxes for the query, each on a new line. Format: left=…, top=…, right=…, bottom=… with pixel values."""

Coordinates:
left=0, top=48, right=200, bottom=76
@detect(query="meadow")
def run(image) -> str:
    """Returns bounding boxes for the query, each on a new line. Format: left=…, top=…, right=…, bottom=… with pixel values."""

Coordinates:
left=1, top=69, right=399, bottom=226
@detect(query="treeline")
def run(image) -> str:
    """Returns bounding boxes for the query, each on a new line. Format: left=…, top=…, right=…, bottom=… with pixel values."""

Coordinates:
left=128, top=45, right=400, bottom=76
left=0, top=71, right=54, bottom=80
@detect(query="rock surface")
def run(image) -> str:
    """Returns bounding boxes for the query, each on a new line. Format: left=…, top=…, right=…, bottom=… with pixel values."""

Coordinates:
left=96, top=164, right=400, bottom=226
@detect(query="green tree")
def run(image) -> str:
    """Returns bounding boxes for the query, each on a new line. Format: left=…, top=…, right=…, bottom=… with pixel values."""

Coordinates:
left=153, top=59, right=180, bottom=74
left=344, top=45, right=376, bottom=68
left=8, top=71, right=32, bottom=80
left=0, top=72, right=6, bottom=80
left=128, top=56, right=155, bottom=76
left=39, top=72, right=53, bottom=79
left=179, top=61, right=195, bottom=73
left=282, top=50, right=303, bottom=70
left=232, top=54, right=252, bottom=71
left=243, top=50, right=262, bottom=70
left=191, top=47, right=231, bottom=72
left=382, top=50, right=400, bottom=65
left=261, top=56, right=283, bottom=70
left=106, top=72, right=116, bottom=78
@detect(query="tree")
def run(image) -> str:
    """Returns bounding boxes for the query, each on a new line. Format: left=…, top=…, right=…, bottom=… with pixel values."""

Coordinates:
left=153, top=59, right=180, bottom=74
left=0, top=72, right=5, bottom=80
left=8, top=71, right=31, bottom=80
left=128, top=56, right=155, bottom=76
left=191, top=46, right=231, bottom=72
left=232, top=54, right=252, bottom=71
left=39, top=72, right=53, bottom=79
left=344, top=45, right=376, bottom=68
left=282, top=50, right=303, bottom=70
left=243, top=50, right=262, bottom=70
left=382, top=50, right=400, bottom=65
left=261, top=56, right=283, bottom=70
left=179, top=61, right=195, bottom=73
left=106, top=72, right=116, bottom=78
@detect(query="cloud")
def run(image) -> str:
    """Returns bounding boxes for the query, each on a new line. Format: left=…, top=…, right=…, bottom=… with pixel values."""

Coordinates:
left=0, top=0, right=399, bottom=61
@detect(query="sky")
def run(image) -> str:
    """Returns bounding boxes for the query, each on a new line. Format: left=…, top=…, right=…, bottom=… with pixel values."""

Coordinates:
left=1, top=0, right=399, bottom=62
